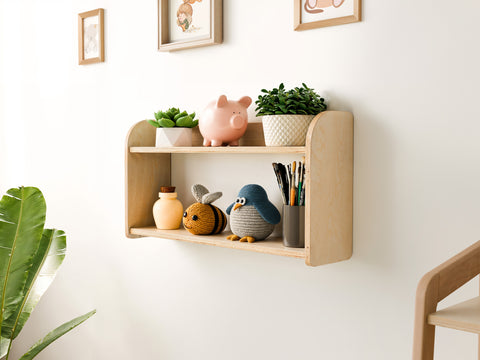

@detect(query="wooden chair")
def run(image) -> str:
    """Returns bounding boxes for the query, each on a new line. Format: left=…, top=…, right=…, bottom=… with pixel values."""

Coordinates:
left=413, top=240, right=480, bottom=359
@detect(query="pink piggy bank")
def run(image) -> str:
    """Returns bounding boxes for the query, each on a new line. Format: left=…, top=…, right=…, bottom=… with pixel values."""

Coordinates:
left=200, top=95, right=252, bottom=146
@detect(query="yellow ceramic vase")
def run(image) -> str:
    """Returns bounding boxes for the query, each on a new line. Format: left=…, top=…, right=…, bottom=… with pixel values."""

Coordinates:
left=153, top=190, right=183, bottom=230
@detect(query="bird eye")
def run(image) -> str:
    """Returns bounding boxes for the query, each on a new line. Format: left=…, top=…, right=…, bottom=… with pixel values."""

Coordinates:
left=235, top=198, right=241, bottom=203
left=192, top=215, right=198, bottom=221
left=240, top=197, right=246, bottom=205
left=183, top=212, right=187, bottom=218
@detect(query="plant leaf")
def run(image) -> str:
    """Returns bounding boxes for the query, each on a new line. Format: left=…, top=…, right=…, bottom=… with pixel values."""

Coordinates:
left=18, top=310, right=96, bottom=360
left=1, top=336, right=10, bottom=358
left=147, top=120, right=160, bottom=128
left=154, top=111, right=165, bottom=121
left=158, top=118, right=175, bottom=128
left=174, top=111, right=188, bottom=121
left=175, top=116, right=193, bottom=127
left=4, top=229, right=66, bottom=340
left=0, top=187, right=46, bottom=339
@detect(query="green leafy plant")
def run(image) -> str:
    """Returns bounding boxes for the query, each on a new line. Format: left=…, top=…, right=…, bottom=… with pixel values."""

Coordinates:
left=255, top=83, right=327, bottom=116
left=147, top=107, right=198, bottom=128
left=0, top=186, right=96, bottom=360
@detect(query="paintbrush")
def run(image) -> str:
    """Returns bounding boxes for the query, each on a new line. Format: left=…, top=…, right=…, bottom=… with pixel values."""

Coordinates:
left=278, top=162, right=289, bottom=204
left=272, top=163, right=287, bottom=205
left=290, top=161, right=296, bottom=206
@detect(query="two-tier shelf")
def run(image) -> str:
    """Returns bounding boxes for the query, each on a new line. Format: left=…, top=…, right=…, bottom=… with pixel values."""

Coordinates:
left=125, top=111, right=353, bottom=266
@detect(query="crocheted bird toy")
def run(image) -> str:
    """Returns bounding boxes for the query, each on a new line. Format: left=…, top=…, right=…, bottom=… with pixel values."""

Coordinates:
left=226, top=184, right=281, bottom=243
left=183, top=184, right=227, bottom=235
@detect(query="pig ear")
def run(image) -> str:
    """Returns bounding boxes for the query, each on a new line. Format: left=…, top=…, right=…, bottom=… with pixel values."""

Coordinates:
left=216, top=95, right=228, bottom=108
left=238, top=96, right=252, bottom=108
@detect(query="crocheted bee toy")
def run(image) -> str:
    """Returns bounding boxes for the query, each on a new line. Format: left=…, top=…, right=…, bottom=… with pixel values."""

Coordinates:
left=183, top=184, right=227, bottom=235
left=226, top=184, right=281, bottom=243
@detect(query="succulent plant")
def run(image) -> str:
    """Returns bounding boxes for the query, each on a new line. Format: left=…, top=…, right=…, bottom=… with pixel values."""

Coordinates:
left=147, top=107, right=198, bottom=128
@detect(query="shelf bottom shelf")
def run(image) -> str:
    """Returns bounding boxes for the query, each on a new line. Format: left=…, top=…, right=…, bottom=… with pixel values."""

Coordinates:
left=129, top=227, right=306, bottom=259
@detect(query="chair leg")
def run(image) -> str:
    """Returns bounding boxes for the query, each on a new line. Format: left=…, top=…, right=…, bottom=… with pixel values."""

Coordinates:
left=413, top=277, right=438, bottom=360
left=413, top=320, right=436, bottom=359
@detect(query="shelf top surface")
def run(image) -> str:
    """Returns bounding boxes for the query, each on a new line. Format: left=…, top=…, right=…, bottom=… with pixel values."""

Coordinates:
left=129, top=146, right=306, bottom=154
left=428, top=296, right=480, bottom=334
left=130, top=227, right=306, bottom=259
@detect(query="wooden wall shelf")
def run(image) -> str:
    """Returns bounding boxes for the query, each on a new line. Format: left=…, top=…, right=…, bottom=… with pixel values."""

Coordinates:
left=125, top=111, right=353, bottom=266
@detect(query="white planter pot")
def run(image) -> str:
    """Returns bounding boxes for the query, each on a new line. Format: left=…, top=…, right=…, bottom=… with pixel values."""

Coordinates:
left=262, top=114, right=315, bottom=146
left=156, top=128, right=192, bottom=147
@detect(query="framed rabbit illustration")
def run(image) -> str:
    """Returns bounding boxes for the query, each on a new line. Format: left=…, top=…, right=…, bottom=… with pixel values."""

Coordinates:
left=294, top=0, right=361, bottom=30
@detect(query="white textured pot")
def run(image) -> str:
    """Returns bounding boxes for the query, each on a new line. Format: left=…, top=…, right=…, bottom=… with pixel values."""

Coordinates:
left=156, top=128, right=192, bottom=147
left=262, top=114, right=315, bottom=146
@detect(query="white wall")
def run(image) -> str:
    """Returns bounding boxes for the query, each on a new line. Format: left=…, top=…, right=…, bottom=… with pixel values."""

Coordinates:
left=1, top=0, right=480, bottom=359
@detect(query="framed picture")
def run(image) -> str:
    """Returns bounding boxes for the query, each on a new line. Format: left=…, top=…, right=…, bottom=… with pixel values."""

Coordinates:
left=158, top=0, right=222, bottom=52
left=294, top=0, right=361, bottom=31
left=78, top=9, right=105, bottom=65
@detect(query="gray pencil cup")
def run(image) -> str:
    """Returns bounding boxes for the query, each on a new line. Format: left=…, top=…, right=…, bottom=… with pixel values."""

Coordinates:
left=282, top=205, right=305, bottom=248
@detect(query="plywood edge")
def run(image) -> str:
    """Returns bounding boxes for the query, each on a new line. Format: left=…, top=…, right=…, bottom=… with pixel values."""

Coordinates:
left=305, top=111, right=353, bottom=266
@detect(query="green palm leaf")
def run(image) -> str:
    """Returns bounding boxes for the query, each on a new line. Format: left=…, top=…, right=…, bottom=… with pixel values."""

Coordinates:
left=18, top=310, right=96, bottom=360
left=0, top=187, right=46, bottom=339
left=0, top=187, right=95, bottom=359
left=3, top=229, right=66, bottom=340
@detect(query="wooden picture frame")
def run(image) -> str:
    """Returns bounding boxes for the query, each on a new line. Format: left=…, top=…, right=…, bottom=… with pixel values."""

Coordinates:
left=294, top=0, right=361, bottom=31
left=158, top=0, right=222, bottom=52
left=78, top=9, right=105, bottom=65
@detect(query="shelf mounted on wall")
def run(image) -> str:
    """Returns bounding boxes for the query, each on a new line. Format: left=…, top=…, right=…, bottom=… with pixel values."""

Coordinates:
left=125, top=111, right=353, bottom=267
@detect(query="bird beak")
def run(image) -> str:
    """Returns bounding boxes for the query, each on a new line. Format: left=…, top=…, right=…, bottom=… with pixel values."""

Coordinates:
left=233, top=203, right=242, bottom=211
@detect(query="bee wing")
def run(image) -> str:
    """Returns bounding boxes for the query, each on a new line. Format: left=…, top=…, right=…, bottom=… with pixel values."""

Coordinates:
left=192, top=184, right=209, bottom=202
left=202, top=191, right=222, bottom=204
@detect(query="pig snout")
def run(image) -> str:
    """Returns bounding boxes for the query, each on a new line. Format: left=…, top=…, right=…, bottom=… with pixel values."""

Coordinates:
left=230, top=115, right=245, bottom=129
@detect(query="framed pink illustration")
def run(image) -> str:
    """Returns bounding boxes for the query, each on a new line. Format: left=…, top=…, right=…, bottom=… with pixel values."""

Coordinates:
left=294, top=0, right=361, bottom=31
left=158, top=0, right=223, bottom=52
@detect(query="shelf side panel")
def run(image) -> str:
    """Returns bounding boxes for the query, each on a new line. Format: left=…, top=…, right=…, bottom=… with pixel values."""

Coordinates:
left=125, top=120, right=171, bottom=237
left=305, top=111, right=353, bottom=266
